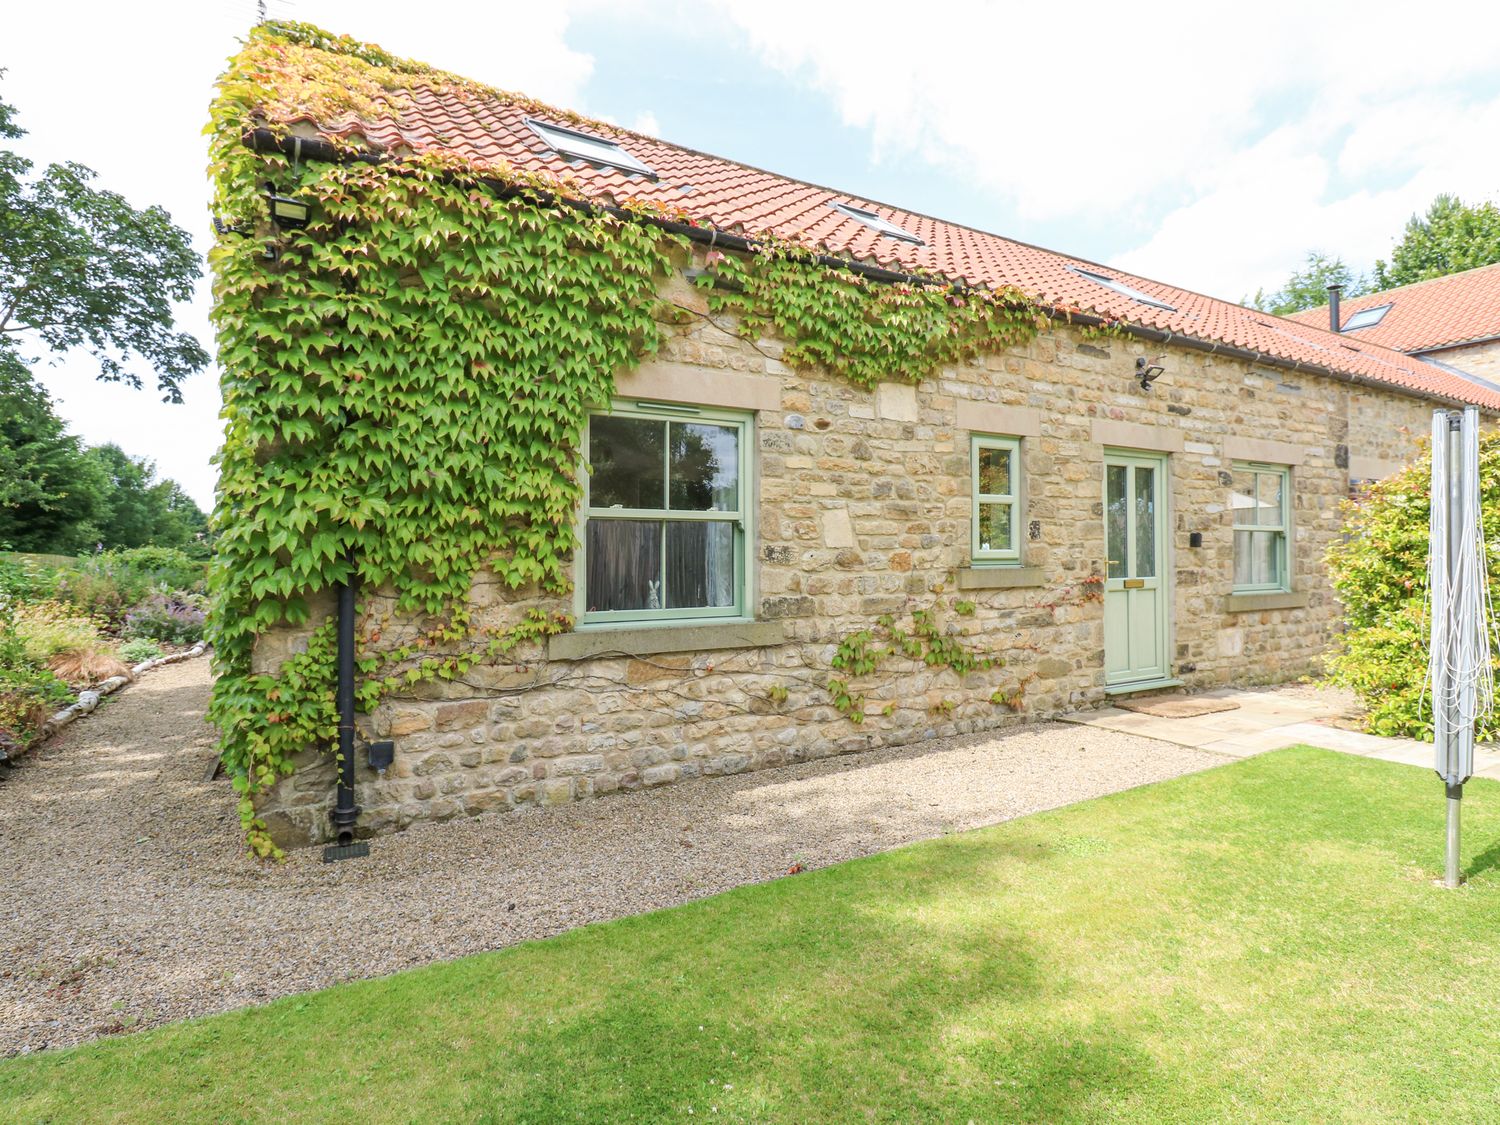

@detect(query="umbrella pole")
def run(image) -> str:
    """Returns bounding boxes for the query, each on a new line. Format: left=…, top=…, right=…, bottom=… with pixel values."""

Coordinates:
left=1445, top=783, right=1462, bottom=889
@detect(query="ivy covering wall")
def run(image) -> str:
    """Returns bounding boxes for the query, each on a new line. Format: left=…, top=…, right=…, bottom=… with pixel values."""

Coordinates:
left=208, top=22, right=1053, bottom=855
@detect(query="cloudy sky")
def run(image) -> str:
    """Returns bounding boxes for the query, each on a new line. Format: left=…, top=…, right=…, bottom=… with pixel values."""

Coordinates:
left=8, top=0, right=1500, bottom=510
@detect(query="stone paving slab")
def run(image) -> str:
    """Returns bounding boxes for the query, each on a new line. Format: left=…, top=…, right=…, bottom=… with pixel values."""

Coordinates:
left=1062, top=686, right=1446, bottom=772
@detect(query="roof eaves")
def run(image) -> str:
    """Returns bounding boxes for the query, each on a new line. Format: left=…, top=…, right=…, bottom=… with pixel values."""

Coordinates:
left=237, top=125, right=1500, bottom=413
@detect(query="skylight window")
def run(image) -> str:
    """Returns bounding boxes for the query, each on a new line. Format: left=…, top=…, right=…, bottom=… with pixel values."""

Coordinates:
left=1341, top=303, right=1392, bottom=332
left=1068, top=266, right=1177, bottom=312
left=831, top=202, right=924, bottom=245
left=525, top=119, right=655, bottom=178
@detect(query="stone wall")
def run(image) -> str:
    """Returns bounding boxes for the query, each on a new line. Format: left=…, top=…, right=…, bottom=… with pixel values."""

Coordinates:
left=253, top=264, right=1437, bottom=846
left=1424, top=338, right=1500, bottom=383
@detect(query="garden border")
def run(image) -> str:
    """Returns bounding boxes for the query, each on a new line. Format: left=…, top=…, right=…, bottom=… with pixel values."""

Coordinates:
left=36, top=642, right=210, bottom=742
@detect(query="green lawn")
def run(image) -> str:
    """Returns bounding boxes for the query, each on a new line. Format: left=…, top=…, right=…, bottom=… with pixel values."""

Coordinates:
left=6, top=747, right=1500, bottom=1123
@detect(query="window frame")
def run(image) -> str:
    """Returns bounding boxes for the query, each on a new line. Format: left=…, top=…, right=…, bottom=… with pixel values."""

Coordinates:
left=831, top=201, right=925, bottom=245
left=524, top=118, right=657, bottom=179
left=1341, top=302, right=1393, bottom=332
left=1230, top=461, right=1292, bottom=594
left=575, top=400, right=754, bottom=628
left=1068, top=266, right=1177, bottom=311
left=970, top=434, right=1023, bottom=565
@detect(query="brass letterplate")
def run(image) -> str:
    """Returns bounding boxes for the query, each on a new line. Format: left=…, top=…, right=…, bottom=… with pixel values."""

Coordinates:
left=1123, top=578, right=1146, bottom=589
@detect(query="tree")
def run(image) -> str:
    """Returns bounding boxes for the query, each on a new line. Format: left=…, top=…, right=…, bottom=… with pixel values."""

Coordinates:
left=1248, top=252, right=1367, bottom=316
left=0, top=362, right=207, bottom=554
left=0, top=354, right=108, bottom=553
left=149, top=478, right=211, bottom=555
left=1373, top=194, right=1500, bottom=290
left=0, top=76, right=207, bottom=403
left=82, top=443, right=210, bottom=552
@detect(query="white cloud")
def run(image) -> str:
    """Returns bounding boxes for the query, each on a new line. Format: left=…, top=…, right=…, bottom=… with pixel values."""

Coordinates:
left=1115, top=90, right=1500, bottom=299
left=711, top=0, right=1500, bottom=298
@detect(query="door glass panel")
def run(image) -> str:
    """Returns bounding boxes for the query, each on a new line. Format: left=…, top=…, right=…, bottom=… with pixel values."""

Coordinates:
left=664, top=521, right=735, bottom=609
left=668, top=423, right=739, bottom=512
left=1106, top=465, right=1127, bottom=579
left=977, top=502, right=1012, bottom=553
left=1134, top=466, right=1156, bottom=578
left=589, top=417, right=665, bottom=509
left=978, top=445, right=1012, bottom=496
left=585, top=519, right=662, bottom=611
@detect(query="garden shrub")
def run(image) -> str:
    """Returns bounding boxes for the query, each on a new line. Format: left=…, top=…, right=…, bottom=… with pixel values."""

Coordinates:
left=86, top=547, right=208, bottom=595
left=54, top=548, right=208, bottom=627
left=0, top=607, right=71, bottom=756
left=10, top=600, right=108, bottom=665
left=1326, top=433, right=1500, bottom=740
left=124, top=593, right=207, bottom=645
left=0, top=555, right=61, bottom=604
left=120, top=637, right=165, bottom=663
left=7, top=599, right=128, bottom=684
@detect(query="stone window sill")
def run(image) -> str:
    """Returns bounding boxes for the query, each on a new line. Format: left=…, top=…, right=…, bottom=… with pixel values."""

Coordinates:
left=956, top=566, right=1045, bottom=590
left=1224, top=591, right=1309, bottom=613
left=548, top=620, right=787, bottom=661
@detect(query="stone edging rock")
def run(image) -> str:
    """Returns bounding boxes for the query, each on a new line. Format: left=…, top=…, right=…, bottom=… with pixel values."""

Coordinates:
left=40, top=642, right=210, bottom=740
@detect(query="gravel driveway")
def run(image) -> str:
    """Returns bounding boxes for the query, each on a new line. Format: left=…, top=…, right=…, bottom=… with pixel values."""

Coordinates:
left=0, top=657, right=1225, bottom=1056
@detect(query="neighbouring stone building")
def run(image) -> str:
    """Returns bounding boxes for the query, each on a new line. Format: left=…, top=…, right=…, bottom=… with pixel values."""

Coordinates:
left=1289, top=262, right=1500, bottom=388
left=225, top=28, right=1500, bottom=846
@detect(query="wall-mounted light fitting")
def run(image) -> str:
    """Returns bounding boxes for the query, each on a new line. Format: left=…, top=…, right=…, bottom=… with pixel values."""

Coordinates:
left=1136, top=355, right=1166, bottom=391
left=265, top=183, right=311, bottom=230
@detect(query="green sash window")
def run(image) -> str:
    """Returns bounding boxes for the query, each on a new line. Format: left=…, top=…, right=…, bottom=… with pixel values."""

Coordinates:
left=578, top=402, right=751, bottom=625
left=1231, top=462, right=1291, bottom=592
left=972, top=434, right=1022, bottom=564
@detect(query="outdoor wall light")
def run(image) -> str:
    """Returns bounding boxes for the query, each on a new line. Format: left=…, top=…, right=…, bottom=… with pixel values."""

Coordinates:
left=1136, top=355, right=1166, bottom=391
left=265, top=185, right=312, bottom=230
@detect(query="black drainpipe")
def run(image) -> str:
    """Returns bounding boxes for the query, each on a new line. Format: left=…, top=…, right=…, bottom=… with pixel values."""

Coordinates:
left=1328, top=283, right=1343, bottom=333
left=324, top=560, right=367, bottom=861
left=334, top=566, right=359, bottom=840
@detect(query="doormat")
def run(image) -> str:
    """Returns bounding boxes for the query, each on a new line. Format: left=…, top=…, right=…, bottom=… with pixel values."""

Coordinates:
left=1116, top=697, right=1240, bottom=719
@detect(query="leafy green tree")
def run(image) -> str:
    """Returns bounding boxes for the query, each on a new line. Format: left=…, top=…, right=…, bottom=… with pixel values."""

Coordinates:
left=0, top=77, right=207, bottom=403
left=82, top=443, right=209, bottom=552
left=1373, top=194, right=1500, bottom=289
left=1248, top=252, right=1367, bottom=316
left=0, top=354, right=108, bottom=552
left=149, top=479, right=211, bottom=555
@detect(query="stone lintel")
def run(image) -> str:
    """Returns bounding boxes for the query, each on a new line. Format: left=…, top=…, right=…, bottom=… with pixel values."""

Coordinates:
left=1091, top=419, right=1185, bottom=453
left=1223, top=435, right=1310, bottom=466
left=955, top=400, right=1042, bottom=437
left=613, top=361, right=781, bottom=412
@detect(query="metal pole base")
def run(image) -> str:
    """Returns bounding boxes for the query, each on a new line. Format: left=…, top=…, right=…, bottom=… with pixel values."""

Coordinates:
left=1443, top=783, right=1463, bottom=889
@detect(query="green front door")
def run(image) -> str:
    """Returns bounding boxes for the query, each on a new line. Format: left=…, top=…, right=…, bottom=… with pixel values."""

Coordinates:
left=1103, top=450, right=1170, bottom=687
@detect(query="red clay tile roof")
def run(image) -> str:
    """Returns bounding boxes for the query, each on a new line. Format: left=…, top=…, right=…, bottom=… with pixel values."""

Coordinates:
left=1286, top=263, right=1500, bottom=355
left=254, top=37, right=1500, bottom=411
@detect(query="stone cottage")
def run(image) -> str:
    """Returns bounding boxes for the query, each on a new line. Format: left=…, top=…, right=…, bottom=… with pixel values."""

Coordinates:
left=215, top=27, right=1500, bottom=847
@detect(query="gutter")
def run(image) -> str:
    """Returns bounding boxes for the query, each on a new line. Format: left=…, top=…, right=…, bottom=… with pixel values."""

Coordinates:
left=1417, top=331, right=1500, bottom=356
left=241, top=129, right=1492, bottom=414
